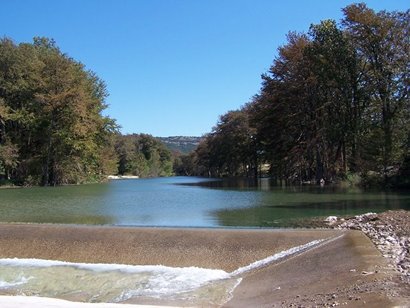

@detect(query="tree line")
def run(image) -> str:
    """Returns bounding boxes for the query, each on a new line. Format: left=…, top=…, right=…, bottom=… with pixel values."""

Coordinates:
left=115, top=134, right=173, bottom=177
left=178, top=4, right=409, bottom=187
left=0, top=38, right=173, bottom=185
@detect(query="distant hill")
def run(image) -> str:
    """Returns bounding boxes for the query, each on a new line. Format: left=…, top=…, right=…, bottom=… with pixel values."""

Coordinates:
left=157, top=136, right=202, bottom=154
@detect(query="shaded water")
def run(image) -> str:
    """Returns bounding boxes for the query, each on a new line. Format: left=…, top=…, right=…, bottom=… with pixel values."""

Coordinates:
left=0, top=176, right=409, bottom=227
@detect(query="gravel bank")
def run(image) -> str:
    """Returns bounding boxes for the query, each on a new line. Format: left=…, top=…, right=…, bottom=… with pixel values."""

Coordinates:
left=325, top=210, right=410, bottom=282
left=324, top=210, right=410, bottom=305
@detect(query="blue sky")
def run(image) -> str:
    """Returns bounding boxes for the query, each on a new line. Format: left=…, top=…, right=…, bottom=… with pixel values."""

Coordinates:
left=1, top=1, right=408, bottom=136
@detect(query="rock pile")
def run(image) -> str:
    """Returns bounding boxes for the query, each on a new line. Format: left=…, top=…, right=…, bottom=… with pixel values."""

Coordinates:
left=325, top=210, right=410, bottom=283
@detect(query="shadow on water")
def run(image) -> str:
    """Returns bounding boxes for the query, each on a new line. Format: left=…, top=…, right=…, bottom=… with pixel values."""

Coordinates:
left=214, top=198, right=410, bottom=228
left=178, top=177, right=261, bottom=190
left=180, top=177, right=360, bottom=192
left=183, top=177, right=410, bottom=227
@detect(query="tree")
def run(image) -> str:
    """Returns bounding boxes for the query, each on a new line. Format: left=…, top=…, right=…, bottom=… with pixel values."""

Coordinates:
left=305, top=19, right=364, bottom=179
left=191, top=4, right=409, bottom=188
left=0, top=37, right=118, bottom=185
left=115, top=134, right=173, bottom=177
left=343, top=4, right=410, bottom=180
left=192, top=109, right=257, bottom=177
left=173, top=152, right=196, bottom=176
left=251, top=32, right=315, bottom=183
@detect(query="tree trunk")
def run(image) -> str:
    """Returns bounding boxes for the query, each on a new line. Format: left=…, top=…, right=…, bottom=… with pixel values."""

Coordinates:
left=382, top=99, right=393, bottom=182
left=315, top=146, right=323, bottom=183
left=42, top=116, right=55, bottom=186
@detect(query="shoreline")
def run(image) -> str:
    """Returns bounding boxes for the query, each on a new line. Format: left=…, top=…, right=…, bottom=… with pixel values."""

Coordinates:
left=0, top=223, right=408, bottom=306
left=107, top=175, right=140, bottom=180
left=324, top=210, right=410, bottom=301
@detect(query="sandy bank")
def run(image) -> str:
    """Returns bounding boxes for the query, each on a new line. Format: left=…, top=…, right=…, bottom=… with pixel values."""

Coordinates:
left=0, top=224, right=406, bottom=307
left=107, top=175, right=139, bottom=180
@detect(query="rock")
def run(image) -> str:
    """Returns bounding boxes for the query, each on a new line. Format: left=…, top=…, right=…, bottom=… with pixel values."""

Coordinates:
left=324, top=216, right=338, bottom=225
left=386, top=236, right=396, bottom=242
left=329, top=210, right=410, bottom=285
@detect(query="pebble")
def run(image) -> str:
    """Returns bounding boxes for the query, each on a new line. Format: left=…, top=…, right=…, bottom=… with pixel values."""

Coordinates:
left=361, top=271, right=373, bottom=275
left=334, top=212, right=410, bottom=282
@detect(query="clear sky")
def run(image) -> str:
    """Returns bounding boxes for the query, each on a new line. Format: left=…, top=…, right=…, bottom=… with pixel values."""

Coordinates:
left=1, top=1, right=408, bottom=137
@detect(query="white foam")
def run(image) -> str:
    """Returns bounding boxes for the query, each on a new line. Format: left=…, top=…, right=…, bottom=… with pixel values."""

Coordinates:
left=230, top=238, right=325, bottom=276
left=115, top=266, right=230, bottom=299
left=0, top=236, right=340, bottom=304
left=0, top=276, right=31, bottom=288
left=0, top=258, right=230, bottom=299
left=0, top=258, right=228, bottom=278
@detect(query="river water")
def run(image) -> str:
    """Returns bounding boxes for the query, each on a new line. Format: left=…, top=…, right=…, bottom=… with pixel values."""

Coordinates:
left=0, top=176, right=409, bottom=227
left=0, top=176, right=409, bottom=304
left=0, top=239, right=326, bottom=305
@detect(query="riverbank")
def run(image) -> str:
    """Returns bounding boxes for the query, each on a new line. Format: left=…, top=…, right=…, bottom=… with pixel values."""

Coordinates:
left=107, top=175, right=140, bottom=180
left=0, top=224, right=408, bottom=307
left=322, top=210, right=410, bottom=302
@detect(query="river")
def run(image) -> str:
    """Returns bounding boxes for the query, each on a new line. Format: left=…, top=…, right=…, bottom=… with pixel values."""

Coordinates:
left=0, top=176, right=409, bottom=227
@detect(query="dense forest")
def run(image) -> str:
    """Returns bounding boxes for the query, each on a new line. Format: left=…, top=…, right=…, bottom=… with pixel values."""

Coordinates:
left=115, top=134, right=173, bottom=177
left=179, top=4, right=409, bottom=187
left=0, top=38, right=173, bottom=185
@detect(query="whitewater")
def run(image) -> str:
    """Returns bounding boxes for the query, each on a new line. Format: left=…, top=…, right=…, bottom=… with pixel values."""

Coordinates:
left=0, top=238, right=329, bottom=306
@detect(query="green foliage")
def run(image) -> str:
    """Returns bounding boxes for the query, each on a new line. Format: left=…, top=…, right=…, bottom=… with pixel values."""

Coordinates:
left=342, top=4, right=410, bottom=179
left=339, top=172, right=362, bottom=188
left=191, top=110, right=258, bottom=177
left=191, top=4, right=409, bottom=187
left=173, top=153, right=196, bottom=176
left=0, top=37, right=119, bottom=185
left=115, top=134, right=174, bottom=177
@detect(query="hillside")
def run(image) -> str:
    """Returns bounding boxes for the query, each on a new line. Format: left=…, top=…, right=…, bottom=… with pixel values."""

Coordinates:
left=157, top=136, right=202, bottom=154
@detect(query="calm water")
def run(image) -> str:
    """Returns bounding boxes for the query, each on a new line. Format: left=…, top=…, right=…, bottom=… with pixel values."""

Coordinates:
left=0, top=176, right=409, bottom=228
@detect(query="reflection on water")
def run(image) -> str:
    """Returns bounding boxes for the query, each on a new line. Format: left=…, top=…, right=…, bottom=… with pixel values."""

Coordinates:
left=0, top=184, right=115, bottom=225
left=0, top=176, right=409, bottom=227
left=199, top=178, right=410, bottom=227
